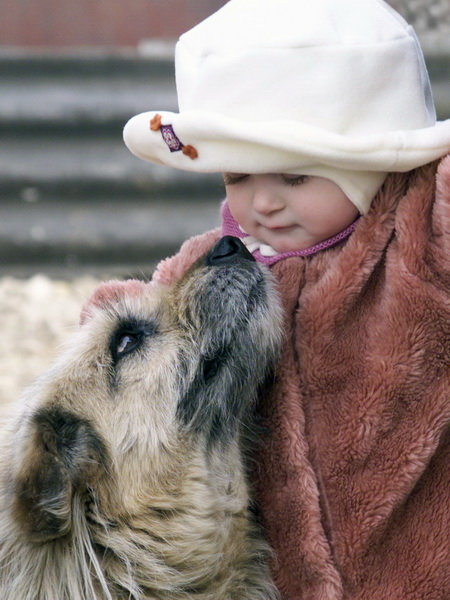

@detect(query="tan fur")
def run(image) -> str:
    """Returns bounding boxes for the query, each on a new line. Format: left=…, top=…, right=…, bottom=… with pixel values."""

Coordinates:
left=0, top=244, right=282, bottom=600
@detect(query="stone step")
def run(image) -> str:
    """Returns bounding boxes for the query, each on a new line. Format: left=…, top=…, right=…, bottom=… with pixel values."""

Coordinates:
left=0, top=66, right=176, bottom=133
left=0, top=51, right=175, bottom=77
left=0, top=52, right=176, bottom=133
left=0, top=77, right=176, bottom=133
left=1, top=197, right=222, bottom=278
left=0, top=132, right=222, bottom=200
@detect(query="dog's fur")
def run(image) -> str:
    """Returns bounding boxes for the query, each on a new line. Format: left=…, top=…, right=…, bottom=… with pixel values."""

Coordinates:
left=0, top=239, right=282, bottom=600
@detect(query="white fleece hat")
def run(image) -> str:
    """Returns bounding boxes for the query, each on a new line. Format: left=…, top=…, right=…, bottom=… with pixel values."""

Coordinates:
left=123, top=0, right=450, bottom=213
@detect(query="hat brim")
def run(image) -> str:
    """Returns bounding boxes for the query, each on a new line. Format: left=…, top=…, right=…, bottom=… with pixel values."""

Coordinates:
left=123, top=110, right=450, bottom=174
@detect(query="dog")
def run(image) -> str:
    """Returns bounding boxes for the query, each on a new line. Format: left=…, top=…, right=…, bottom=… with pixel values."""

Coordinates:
left=0, top=236, right=282, bottom=600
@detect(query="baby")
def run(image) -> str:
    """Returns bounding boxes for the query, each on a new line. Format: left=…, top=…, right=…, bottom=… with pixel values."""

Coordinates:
left=123, top=0, right=450, bottom=598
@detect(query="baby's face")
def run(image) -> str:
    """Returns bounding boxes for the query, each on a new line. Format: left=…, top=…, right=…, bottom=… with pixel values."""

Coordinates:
left=224, top=173, right=359, bottom=253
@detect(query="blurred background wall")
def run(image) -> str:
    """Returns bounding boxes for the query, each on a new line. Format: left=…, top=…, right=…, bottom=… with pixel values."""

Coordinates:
left=0, top=0, right=226, bottom=47
left=1, top=0, right=449, bottom=48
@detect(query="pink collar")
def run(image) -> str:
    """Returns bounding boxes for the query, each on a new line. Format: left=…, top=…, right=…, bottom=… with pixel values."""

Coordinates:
left=221, top=201, right=359, bottom=265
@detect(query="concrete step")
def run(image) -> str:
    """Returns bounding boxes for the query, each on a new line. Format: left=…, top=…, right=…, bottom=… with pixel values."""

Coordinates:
left=0, top=53, right=176, bottom=132
left=1, top=197, right=221, bottom=278
left=0, top=51, right=175, bottom=77
left=0, top=77, right=176, bottom=133
left=0, top=132, right=222, bottom=200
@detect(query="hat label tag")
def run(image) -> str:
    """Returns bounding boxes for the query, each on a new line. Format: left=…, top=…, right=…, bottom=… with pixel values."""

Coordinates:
left=150, top=114, right=198, bottom=160
left=161, top=124, right=184, bottom=152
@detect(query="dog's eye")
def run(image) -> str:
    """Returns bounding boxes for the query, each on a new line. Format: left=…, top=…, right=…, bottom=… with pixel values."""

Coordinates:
left=110, top=319, right=158, bottom=365
left=116, top=333, right=140, bottom=357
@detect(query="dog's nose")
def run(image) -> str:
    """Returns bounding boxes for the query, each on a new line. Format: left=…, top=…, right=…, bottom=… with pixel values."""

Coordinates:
left=207, top=236, right=255, bottom=265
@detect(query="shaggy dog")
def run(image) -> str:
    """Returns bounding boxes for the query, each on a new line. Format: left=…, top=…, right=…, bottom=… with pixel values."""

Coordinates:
left=0, top=236, right=282, bottom=600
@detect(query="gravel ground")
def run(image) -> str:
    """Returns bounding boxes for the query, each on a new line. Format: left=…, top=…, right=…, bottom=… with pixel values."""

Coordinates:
left=0, top=275, right=100, bottom=419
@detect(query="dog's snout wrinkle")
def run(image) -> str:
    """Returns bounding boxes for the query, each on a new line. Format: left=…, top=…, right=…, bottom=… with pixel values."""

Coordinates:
left=206, top=236, right=255, bottom=266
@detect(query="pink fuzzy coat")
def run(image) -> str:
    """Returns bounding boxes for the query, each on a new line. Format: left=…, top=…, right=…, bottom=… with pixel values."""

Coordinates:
left=153, top=157, right=450, bottom=600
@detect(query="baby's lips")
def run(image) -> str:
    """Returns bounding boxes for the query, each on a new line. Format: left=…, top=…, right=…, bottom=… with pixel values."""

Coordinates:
left=79, top=279, right=149, bottom=326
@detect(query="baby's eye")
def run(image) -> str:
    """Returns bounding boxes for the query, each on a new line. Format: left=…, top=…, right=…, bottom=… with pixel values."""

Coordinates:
left=223, top=173, right=249, bottom=185
left=281, top=174, right=309, bottom=186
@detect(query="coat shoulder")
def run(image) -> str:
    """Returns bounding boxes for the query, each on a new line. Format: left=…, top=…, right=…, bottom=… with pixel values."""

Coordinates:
left=394, top=156, right=450, bottom=286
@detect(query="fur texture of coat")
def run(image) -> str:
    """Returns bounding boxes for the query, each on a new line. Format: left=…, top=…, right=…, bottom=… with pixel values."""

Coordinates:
left=152, top=155, right=450, bottom=600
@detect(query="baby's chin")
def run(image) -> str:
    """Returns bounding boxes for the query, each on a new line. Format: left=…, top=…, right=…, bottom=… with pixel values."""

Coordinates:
left=271, top=240, right=313, bottom=253
left=258, top=230, right=318, bottom=254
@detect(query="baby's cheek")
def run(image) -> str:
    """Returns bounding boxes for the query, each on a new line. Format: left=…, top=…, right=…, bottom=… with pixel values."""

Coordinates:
left=227, top=199, right=250, bottom=232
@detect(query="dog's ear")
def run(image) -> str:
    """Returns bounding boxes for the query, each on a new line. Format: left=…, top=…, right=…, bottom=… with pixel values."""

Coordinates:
left=14, top=440, right=73, bottom=542
left=13, top=407, right=108, bottom=542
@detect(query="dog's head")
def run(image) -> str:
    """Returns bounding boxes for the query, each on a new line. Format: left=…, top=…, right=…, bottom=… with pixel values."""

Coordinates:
left=7, top=237, right=283, bottom=543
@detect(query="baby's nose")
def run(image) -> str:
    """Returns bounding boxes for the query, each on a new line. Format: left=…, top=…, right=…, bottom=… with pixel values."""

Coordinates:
left=252, top=190, right=283, bottom=215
